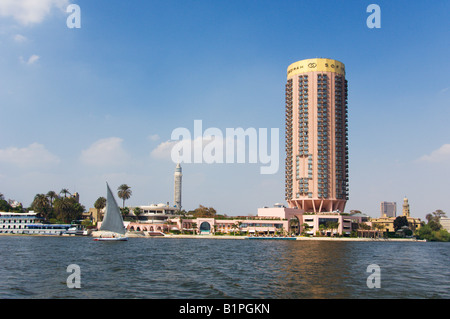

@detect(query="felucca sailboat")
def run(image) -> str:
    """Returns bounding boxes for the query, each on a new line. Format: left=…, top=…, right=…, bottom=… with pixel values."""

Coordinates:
left=93, top=183, right=128, bottom=241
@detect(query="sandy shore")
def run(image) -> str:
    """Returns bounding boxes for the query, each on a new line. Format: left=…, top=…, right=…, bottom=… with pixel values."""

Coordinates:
left=127, top=233, right=425, bottom=242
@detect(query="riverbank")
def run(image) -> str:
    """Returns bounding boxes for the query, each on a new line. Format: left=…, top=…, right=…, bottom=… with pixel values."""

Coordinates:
left=128, top=233, right=425, bottom=242
left=0, top=232, right=426, bottom=242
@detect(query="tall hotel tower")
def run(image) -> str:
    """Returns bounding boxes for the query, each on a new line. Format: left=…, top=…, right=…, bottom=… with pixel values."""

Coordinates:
left=285, top=58, right=348, bottom=213
left=174, top=163, right=182, bottom=210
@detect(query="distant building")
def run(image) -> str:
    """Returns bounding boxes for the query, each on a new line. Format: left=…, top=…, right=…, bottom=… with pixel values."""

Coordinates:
left=85, top=207, right=104, bottom=223
left=402, top=197, right=410, bottom=217
left=380, top=201, right=396, bottom=217
left=8, top=200, right=23, bottom=209
left=133, top=203, right=178, bottom=222
left=71, top=192, right=80, bottom=203
left=371, top=197, right=421, bottom=233
left=440, top=218, right=450, bottom=232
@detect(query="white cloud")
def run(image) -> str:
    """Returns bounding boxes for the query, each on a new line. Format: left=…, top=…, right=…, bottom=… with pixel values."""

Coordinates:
left=0, top=0, right=69, bottom=25
left=148, top=134, right=160, bottom=141
left=80, top=137, right=130, bottom=167
left=418, top=144, right=450, bottom=163
left=0, top=143, right=60, bottom=168
left=151, top=140, right=178, bottom=160
left=13, top=34, right=27, bottom=42
left=20, top=54, right=40, bottom=65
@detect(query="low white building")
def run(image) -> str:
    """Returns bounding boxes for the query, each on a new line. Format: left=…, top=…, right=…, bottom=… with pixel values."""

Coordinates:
left=131, top=203, right=178, bottom=224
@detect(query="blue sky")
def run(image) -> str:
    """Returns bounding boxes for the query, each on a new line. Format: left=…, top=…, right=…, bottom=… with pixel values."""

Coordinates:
left=0, top=0, right=449, bottom=219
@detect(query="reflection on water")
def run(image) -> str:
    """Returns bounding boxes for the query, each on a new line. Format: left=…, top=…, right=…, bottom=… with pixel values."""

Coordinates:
left=0, top=236, right=449, bottom=298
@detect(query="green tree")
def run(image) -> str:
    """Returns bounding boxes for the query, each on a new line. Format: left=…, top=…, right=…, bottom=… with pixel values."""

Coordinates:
left=60, top=188, right=71, bottom=198
left=46, top=191, right=58, bottom=208
left=0, top=195, right=12, bottom=212
left=133, top=207, right=142, bottom=221
left=426, top=210, right=447, bottom=226
left=117, top=184, right=132, bottom=208
left=231, top=223, right=239, bottom=236
left=318, top=224, right=326, bottom=236
left=289, top=217, right=300, bottom=235
left=416, top=223, right=450, bottom=242
left=358, top=222, right=371, bottom=230
left=393, top=216, right=409, bottom=232
left=326, top=221, right=340, bottom=236
left=54, top=197, right=84, bottom=223
left=0, top=199, right=11, bottom=212
left=416, top=210, right=449, bottom=242
left=94, top=196, right=106, bottom=222
left=192, top=205, right=216, bottom=218
left=428, top=220, right=442, bottom=232
left=11, top=203, right=24, bottom=213
left=120, top=207, right=130, bottom=219
left=31, top=194, right=51, bottom=220
left=373, top=223, right=386, bottom=238
left=301, top=222, right=310, bottom=236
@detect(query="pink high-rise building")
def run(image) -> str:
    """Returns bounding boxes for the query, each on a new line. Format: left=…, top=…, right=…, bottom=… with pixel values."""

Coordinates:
left=285, top=58, right=348, bottom=212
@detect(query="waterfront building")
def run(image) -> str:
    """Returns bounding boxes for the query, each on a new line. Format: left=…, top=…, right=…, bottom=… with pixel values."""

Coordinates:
left=285, top=58, right=349, bottom=213
left=371, top=197, right=421, bottom=233
left=85, top=207, right=103, bottom=224
left=97, top=203, right=179, bottom=232
left=132, top=203, right=178, bottom=222
left=93, top=200, right=373, bottom=237
left=174, top=163, right=182, bottom=210
left=381, top=201, right=396, bottom=217
left=177, top=214, right=290, bottom=236
left=167, top=205, right=367, bottom=236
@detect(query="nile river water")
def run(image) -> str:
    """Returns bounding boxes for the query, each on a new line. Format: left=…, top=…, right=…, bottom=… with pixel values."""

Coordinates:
left=0, top=236, right=449, bottom=299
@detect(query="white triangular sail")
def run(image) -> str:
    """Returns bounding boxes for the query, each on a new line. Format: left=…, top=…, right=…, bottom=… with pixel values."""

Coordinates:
left=100, top=183, right=126, bottom=235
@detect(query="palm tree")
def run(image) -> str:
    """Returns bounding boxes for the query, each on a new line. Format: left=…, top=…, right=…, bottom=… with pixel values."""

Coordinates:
left=325, top=221, right=340, bottom=236
left=31, top=194, right=51, bottom=220
left=46, top=191, right=58, bottom=209
left=53, top=196, right=84, bottom=224
left=60, top=188, right=71, bottom=198
left=301, top=223, right=310, bottom=236
left=94, top=196, right=106, bottom=222
left=289, top=217, right=300, bottom=236
left=117, top=184, right=132, bottom=208
left=373, top=223, right=385, bottom=238
left=53, top=197, right=72, bottom=223
left=318, top=224, right=326, bottom=236
left=231, top=223, right=239, bottom=236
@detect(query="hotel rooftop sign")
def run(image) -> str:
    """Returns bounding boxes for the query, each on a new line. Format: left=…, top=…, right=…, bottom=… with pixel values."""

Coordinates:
left=287, top=58, right=346, bottom=77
